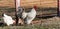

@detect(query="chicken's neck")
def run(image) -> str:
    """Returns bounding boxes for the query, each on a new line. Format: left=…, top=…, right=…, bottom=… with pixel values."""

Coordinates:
left=30, top=8, right=36, bottom=13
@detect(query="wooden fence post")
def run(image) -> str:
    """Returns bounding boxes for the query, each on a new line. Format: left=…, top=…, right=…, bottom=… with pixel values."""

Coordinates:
left=15, top=0, right=21, bottom=25
left=58, top=0, right=60, bottom=17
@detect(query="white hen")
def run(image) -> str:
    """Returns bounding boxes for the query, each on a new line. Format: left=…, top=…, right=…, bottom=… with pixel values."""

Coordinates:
left=2, top=13, right=14, bottom=26
left=22, top=6, right=37, bottom=24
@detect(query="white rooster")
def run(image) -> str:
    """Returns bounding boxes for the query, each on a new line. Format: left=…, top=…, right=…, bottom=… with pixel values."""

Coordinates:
left=22, top=6, right=37, bottom=24
left=2, top=13, right=15, bottom=26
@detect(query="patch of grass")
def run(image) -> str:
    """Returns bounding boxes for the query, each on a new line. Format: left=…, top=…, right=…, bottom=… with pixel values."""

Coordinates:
left=0, top=24, right=47, bottom=29
left=34, top=18, right=41, bottom=21
left=5, top=8, right=15, bottom=13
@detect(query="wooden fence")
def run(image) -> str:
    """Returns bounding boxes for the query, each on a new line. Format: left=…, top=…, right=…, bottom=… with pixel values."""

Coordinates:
left=0, top=0, right=57, bottom=8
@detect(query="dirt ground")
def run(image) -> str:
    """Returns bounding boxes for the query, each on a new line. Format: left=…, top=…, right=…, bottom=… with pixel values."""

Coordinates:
left=23, top=16, right=60, bottom=29
left=31, top=16, right=60, bottom=24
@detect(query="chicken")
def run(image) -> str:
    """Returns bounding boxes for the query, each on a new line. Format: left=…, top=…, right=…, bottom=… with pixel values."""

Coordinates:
left=16, top=6, right=37, bottom=25
left=16, top=7, right=24, bottom=18
left=22, top=6, right=37, bottom=24
left=2, top=13, right=15, bottom=26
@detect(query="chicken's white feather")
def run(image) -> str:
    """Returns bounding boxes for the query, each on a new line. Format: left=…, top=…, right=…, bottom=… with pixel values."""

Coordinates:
left=22, top=8, right=36, bottom=24
left=3, top=14, right=14, bottom=26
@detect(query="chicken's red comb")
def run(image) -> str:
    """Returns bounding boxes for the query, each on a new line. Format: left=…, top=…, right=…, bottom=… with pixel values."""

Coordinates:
left=33, top=6, right=37, bottom=10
